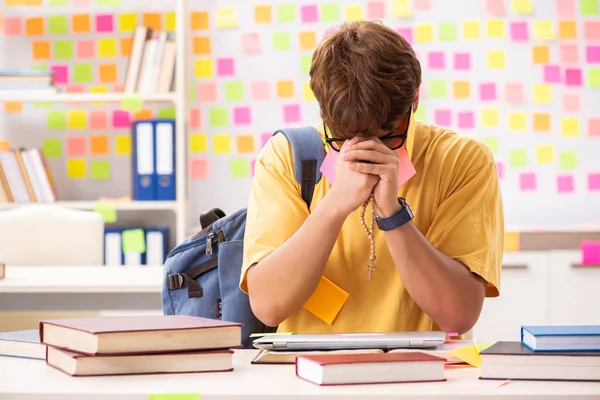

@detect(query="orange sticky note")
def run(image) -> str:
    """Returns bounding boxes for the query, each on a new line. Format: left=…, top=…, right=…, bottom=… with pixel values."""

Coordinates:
left=26, top=17, right=44, bottom=36
left=453, top=81, right=470, bottom=98
left=4, top=102, right=22, bottom=113
left=90, top=135, right=109, bottom=155
left=236, top=135, right=254, bottom=153
left=449, top=345, right=481, bottom=368
left=191, top=11, right=209, bottom=30
left=72, top=14, right=91, bottom=33
left=32, top=40, right=50, bottom=60
left=533, top=113, right=551, bottom=132
left=303, top=276, right=349, bottom=324
left=143, top=13, right=162, bottom=31
left=277, top=80, right=294, bottom=98
left=0, top=140, right=10, bottom=151
left=559, top=20, right=577, bottom=39
left=99, top=64, right=117, bottom=83
left=120, top=37, right=132, bottom=57
left=504, top=232, right=520, bottom=252
left=193, top=36, right=211, bottom=55
left=532, top=45, right=550, bottom=64
left=255, top=5, right=272, bottom=23
left=133, top=109, right=153, bottom=120
left=299, top=31, right=317, bottom=50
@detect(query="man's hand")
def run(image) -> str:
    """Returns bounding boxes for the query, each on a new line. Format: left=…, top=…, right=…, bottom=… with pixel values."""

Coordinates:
left=343, top=137, right=401, bottom=218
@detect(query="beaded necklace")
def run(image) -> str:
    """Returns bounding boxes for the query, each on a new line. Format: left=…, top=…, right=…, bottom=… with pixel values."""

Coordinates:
left=359, top=190, right=376, bottom=281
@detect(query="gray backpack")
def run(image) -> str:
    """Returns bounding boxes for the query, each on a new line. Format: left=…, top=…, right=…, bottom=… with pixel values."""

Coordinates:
left=162, top=127, right=325, bottom=347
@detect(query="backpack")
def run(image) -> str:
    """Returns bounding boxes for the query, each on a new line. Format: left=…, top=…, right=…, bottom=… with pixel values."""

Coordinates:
left=161, top=126, right=325, bottom=348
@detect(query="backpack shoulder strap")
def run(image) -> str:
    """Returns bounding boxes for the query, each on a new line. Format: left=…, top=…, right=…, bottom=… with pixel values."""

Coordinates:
left=272, top=126, right=324, bottom=208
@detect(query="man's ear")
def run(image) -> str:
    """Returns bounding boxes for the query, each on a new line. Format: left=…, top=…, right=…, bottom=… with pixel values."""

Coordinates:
left=412, top=89, right=420, bottom=112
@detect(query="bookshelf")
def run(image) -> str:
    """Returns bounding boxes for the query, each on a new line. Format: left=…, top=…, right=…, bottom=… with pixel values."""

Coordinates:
left=0, top=201, right=178, bottom=211
left=0, top=92, right=178, bottom=103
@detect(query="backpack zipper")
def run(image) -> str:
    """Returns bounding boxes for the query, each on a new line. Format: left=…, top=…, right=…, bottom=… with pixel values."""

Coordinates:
left=205, top=230, right=225, bottom=256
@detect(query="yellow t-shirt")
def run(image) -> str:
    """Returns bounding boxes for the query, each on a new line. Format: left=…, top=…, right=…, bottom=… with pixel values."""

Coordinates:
left=240, top=117, right=503, bottom=334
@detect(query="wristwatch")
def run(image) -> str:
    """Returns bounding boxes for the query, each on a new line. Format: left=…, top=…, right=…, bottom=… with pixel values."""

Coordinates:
left=375, top=197, right=414, bottom=231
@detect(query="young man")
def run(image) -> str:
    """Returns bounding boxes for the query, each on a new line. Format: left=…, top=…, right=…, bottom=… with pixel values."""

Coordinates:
left=240, top=21, right=503, bottom=335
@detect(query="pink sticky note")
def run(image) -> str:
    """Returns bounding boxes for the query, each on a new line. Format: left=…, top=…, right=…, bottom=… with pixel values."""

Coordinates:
left=557, top=175, right=574, bottom=193
left=458, top=111, right=474, bottom=129
left=520, top=173, right=537, bottom=191
left=197, top=82, right=217, bottom=103
left=396, top=27, right=413, bottom=45
left=565, top=68, right=582, bottom=86
left=96, top=14, right=114, bottom=33
left=560, top=44, right=579, bottom=64
left=510, top=22, right=529, bottom=41
left=217, top=58, right=235, bottom=76
left=543, top=65, right=561, bottom=83
left=67, top=136, right=86, bottom=156
left=581, top=241, right=600, bottom=264
left=414, top=0, right=431, bottom=11
left=3, top=16, right=22, bottom=36
left=189, top=108, right=201, bottom=129
left=283, top=104, right=301, bottom=123
left=505, top=83, right=524, bottom=104
left=77, top=39, right=95, bottom=59
left=589, top=118, right=600, bottom=137
left=112, top=110, right=131, bottom=129
left=252, top=81, right=270, bottom=101
left=90, top=110, right=107, bottom=130
left=301, top=5, right=319, bottom=23
left=589, top=173, right=600, bottom=191
left=480, top=83, right=497, bottom=101
left=51, top=65, right=68, bottom=84
left=66, top=85, right=84, bottom=93
left=563, top=93, right=580, bottom=112
left=242, top=33, right=261, bottom=55
left=435, top=109, right=452, bottom=127
left=555, top=0, right=575, bottom=19
left=584, top=21, right=600, bottom=41
left=446, top=332, right=459, bottom=337
left=367, top=1, right=386, bottom=19
left=190, top=158, right=209, bottom=180
left=486, top=0, right=505, bottom=15
left=496, top=161, right=505, bottom=179
left=454, top=53, right=471, bottom=70
left=233, top=107, right=251, bottom=125
left=72, top=0, right=90, bottom=5
left=586, top=46, right=600, bottom=63
left=428, top=51, right=445, bottom=69
left=261, top=132, right=271, bottom=148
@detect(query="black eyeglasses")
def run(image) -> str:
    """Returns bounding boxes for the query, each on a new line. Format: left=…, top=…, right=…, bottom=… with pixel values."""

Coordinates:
left=323, top=107, right=412, bottom=152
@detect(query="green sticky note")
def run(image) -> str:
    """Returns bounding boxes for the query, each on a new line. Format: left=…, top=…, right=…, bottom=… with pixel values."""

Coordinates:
left=54, top=40, right=73, bottom=60
left=225, top=82, right=244, bottom=101
left=48, top=15, right=68, bottom=34
left=47, top=111, right=66, bottom=130
left=429, top=80, right=447, bottom=98
left=581, top=0, right=599, bottom=15
left=413, top=105, right=425, bottom=121
left=30, top=65, right=49, bottom=72
left=188, top=83, right=196, bottom=103
left=96, top=0, right=122, bottom=4
left=439, top=23, right=457, bottom=41
left=277, top=4, right=296, bottom=22
left=158, top=108, right=176, bottom=119
left=476, top=343, right=493, bottom=352
left=301, top=55, right=312, bottom=74
left=588, top=68, right=600, bottom=88
left=210, top=108, right=228, bottom=127
left=321, top=3, right=340, bottom=22
left=91, top=160, right=111, bottom=180
left=74, top=64, right=93, bottom=83
left=121, top=94, right=144, bottom=112
left=273, top=32, right=291, bottom=50
left=148, top=394, right=200, bottom=400
left=93, top=201, right=117, bottom=223
left=49, top=0, right=68, bottom=5
left=509, top=149, right=528, bottom=167
left=481, top=137, right=499, bottom=155
left=559, top=151, right=578, bottom=170
left=34, top=102, right=53, bottom=108
left=122, top=229, right=146, bottom=254
left=42, top=138, right=62, bottom=158
left=231, top=158, right=250, bottom=178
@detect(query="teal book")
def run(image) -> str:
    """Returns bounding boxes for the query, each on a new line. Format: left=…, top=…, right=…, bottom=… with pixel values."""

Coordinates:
left=0, top=330, right=45, bottom=360
left=521, top=326, right=600, bottom=352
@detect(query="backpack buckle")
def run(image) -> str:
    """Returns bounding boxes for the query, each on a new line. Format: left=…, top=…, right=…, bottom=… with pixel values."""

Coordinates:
left=167, top=273, right=185, bottom=290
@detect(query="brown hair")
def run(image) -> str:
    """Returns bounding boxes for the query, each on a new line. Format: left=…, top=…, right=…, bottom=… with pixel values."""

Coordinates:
left=310, top=21, right=422, bottom=139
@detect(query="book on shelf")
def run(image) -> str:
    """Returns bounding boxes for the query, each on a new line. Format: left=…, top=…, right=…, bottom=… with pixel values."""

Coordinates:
left=0, top=70, right=56, bottom=92
left=0, top=148, right=57, bottom=204
left=521, top=325, right=600, bottom=352
left=0, top=330, right=46, bottom=361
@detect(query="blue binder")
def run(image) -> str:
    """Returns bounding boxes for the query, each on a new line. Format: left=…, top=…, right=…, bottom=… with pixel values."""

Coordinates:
left=132, top=120, right=156, bottom=201
left=154, top=119, right=176, bottom=201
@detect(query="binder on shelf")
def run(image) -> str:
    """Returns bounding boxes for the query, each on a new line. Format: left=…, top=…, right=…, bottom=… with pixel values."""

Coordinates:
left=132, top=120, right=155, bottom=201
left=155, top=120, right=176, bottom=201
left=145, top=227, right=169, bottom=266
left=104, top=228, right=124, bottom=266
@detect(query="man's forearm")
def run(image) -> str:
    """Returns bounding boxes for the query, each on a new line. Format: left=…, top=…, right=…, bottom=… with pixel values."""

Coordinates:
left=385, top=222, right=486, bottom=334
left=246, top=194, right=347, bottom=327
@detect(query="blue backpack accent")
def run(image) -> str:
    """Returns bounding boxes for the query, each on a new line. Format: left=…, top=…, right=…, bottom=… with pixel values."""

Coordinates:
left=162, top=127, right=324, bottom=348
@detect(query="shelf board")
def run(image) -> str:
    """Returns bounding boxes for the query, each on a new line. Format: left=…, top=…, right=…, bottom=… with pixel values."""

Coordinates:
left=0, top=92, right=177, bottom=103
left=0, top=201, right=178, bottom=211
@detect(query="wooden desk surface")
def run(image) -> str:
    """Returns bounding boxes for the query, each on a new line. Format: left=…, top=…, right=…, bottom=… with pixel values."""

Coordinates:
left=1, top=350, right=599, bottom=399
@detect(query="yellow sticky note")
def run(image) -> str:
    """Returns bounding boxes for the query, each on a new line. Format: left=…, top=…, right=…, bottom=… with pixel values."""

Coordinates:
left=67, top=159, right=86, bottom=179
left=94, top=201, right=117, bottom=223
left=216, top=8, right=238, bottom=29
left=449, top=345, right=481, bottom=368
left=344, top=5, right=364, bottom=21
left=533, top=84, right=552, bottom=104
left=165, top=12, right=176, bottom=31
left=213, top=134, right=231, bottom=153
left=487, top=51, right=505, bottom=69
left=303, top=276, right=349, bottom=325
left=509, top=112, right=526, bottom=131
left=481, top=108, right=499, bottom=127
left=533, top=21, right=555, bottom=40
left=98, top=39, right=117, bottom=58
left=190, top=133, right=207, bottom=153
left=119, top=13, right=137, bottom=32
left=536, top=145, right=554, bottom=164
left=303, top=82, right=316, bottom=101
left=561, top=117, right=579, bottom=136
left=415, top=24, right=434, bottom=43
left=115, top=135, right=131, bottom=155
left=487, top=20, right=505, bottom=38
left=512, top=0, right=533, bottom=14
left=68, top=110, right=87, bottom=130
left=195, top=59, right=213, bottom=78
left=504, top=232, right=520, bottom=252
left=390, top=0, right=411, bottom=17
left=462, top=21, right=480, bottom=39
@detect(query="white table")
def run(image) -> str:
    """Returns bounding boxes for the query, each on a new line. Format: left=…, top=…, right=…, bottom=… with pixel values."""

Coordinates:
left=1, top=350, right=599, bottom=399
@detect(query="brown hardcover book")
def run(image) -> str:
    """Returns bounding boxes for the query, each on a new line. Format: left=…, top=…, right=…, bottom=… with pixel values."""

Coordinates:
left=40, top=315, right=242, bottom=356
left=252, top=348, right=384, bottom=365
left=0, top=159, right=13, bottom=203
left=295, top=351, right=446, bottom=386
left=47, top=346, right=234, bottom=377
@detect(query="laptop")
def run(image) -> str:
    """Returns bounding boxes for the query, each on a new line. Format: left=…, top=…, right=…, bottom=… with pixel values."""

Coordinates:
left=252, top=331, right=446, bottom=351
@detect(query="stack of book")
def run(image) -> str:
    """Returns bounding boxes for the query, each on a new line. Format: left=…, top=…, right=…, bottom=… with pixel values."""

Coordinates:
left=480, top=325, right=600, bottom=382
left=0, top=70, right=56, bottom=92
left=0, top=148, right=57, bottom=204
left=38, top=315, right=241, bottom=376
